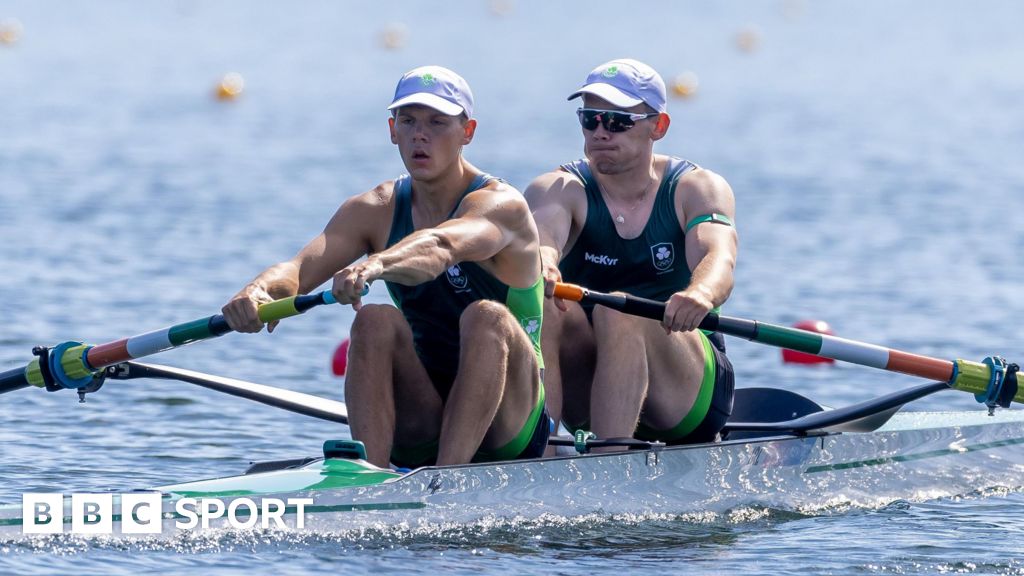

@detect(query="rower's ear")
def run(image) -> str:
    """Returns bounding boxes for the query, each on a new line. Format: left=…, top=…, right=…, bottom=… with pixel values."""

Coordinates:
left=388, top=117, right=398, bottom=145
left=651, top=113, right=670, bottom=141
left=462, top=118, right=477, bottom=144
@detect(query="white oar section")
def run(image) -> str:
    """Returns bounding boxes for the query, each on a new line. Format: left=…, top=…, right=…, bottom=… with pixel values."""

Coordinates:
left=817, top=335, right=891, bottom=369
left=125, top=329, right=177, bottom=358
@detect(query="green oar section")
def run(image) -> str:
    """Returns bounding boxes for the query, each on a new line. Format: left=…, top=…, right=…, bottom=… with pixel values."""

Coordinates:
left=553, top=283, right=1020, bottom=407
left=0, top=291, right=339, bottom=395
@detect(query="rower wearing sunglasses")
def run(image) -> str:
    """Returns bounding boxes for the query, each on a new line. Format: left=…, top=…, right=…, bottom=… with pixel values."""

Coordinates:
left=223, top=66, right=549, bottom=468
left=525, top=58, right=738, bottom=449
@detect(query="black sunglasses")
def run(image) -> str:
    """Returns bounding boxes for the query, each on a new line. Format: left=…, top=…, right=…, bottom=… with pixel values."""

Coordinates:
left=576, top=108, right=659, bottom=133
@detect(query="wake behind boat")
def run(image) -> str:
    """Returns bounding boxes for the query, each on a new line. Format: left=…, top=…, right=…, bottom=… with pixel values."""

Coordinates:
left=0, top=284, right=1020, bottom=538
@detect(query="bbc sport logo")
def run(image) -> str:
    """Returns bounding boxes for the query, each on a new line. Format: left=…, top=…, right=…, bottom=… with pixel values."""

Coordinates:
left=22, top=493, right=314, bottom=534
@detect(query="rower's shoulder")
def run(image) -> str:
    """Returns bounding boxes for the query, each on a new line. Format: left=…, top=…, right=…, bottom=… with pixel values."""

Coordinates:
left=348, top=180, right=399, bottom=209
left=675, top=165, right=734, bottom=203
left=523, top=166, right=585, bottom=204
left=325, top=181, right=398, bottom=234
left=480, top=177, right=525, bottom=199
left=464, top=179, right=533, bottom=223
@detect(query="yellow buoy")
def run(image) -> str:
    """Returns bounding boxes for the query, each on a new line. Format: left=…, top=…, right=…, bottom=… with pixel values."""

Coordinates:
left=0, top=17, right=24, bottom=45
left=379, top=23, right=408, bottom=50
left=671, top=71, right=700, bottom=98
left=215, top=72, right=245, bottom=101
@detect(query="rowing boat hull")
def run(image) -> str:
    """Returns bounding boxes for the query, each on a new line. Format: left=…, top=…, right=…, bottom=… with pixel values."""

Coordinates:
left=3, top=410, right=1024, bottom=537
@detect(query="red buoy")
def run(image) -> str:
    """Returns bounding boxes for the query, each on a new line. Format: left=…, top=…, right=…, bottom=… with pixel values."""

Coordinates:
left=782, top=320, right=836, bottom=364
left=331, top=338, right=350, bottom=376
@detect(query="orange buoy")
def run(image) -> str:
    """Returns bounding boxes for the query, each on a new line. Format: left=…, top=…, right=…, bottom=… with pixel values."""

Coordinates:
left=782, top=320, right=836, bottom=364
left=379, top=23, right=408, bottom=50
left=0, top=18, right=23, bottom=45
left=331, top=338, right=350, bottom=376
left=215, top=72, right=244, bottom=100
left=671, top=71, right=699, bottom=98
left=735, top=26, right=761, bottom=53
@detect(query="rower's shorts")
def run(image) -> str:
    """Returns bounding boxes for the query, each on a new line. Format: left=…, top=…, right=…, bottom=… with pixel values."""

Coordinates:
left=634, top=331, right=735, bottom=445
left=389, top=392, right=550, bottom=470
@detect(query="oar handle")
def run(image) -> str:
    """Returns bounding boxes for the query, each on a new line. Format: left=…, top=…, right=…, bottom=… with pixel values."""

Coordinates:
left=208, top=291, right=338, bottom=333
left=553, top=282, right=1021, bottom=405
left=553, top=282, right=727, bottom=331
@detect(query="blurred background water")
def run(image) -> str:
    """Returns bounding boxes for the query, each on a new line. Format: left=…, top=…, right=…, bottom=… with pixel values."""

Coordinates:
left=1, top=0, right=1023, bottom=573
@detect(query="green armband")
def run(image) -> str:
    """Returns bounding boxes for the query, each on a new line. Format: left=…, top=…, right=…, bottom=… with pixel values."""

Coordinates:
left=685, top=213, right=733, bottom=232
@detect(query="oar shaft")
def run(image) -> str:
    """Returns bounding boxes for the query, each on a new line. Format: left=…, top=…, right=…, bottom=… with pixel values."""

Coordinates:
left=1, top=291, right=338, bottom=392
left=0, top=372, right=29, bottom=395
left=552, top=283, right=1017, bottom=402
left=714, top=315, right=956, bottom=382
left=113, top=362, right=349, bottom=424
left=87, top=291, right=337, bottom=369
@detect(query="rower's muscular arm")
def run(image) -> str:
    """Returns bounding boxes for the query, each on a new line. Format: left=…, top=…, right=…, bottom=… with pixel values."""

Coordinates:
left=663, top=168, right=738, bottom=333
left=222, top=184, right=386, bottom=332
left=333, top=182, right=538, bottom=308
left=525, top=170, right=584, bottom=303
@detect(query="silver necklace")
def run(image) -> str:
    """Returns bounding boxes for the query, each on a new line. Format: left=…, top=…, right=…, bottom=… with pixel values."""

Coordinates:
left=609, top=178, right=656, bottom=224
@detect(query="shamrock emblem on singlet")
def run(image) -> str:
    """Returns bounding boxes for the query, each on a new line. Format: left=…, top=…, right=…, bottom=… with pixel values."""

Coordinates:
left=651, top=242, right=675, bottom=271
left=446, top=264, right=469, bottom=290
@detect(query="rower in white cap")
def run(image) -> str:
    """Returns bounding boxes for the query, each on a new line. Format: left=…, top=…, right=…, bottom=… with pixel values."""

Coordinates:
left=224, top=66, right=549, bottom=468
left=526, top=58, right=739, bottom=450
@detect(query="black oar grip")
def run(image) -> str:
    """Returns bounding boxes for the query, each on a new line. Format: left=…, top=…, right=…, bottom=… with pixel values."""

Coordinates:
left=554, top=283, right=665, bottom=321
left=208, top=315, right=232, bottom=336
left=555, top=282, right=749, bottom=336
left=619, top=295, right=666, bottom=321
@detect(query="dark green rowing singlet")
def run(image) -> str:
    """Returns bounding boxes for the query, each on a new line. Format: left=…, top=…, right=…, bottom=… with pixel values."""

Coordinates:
left=558, top=157, right=734, bottom=443
left=560, top=157, right=698, bottom=305
left=384, top=173, right=546, bottom=465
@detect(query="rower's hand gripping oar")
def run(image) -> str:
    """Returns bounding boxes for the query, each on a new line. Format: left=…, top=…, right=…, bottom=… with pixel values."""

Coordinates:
left=0, top=290, right=344, bottom=398
left=553, top=282, right=1021, bottom=412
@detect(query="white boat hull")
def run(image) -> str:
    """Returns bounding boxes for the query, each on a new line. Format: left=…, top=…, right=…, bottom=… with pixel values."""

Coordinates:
left=3, top=410, right=1024, bottom=538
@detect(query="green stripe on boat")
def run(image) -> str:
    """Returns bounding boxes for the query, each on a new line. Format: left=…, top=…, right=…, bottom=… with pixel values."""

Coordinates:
left=805, top=435, right=1024, bottom=473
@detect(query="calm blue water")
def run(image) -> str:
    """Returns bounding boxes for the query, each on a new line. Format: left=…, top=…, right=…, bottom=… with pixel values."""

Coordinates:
left=2, top=0, right=1024, bottom=573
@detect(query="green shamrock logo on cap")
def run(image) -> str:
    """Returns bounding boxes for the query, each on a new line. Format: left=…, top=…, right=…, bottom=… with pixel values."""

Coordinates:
left=602, top=66, right=619, bottom=78
left=421, top=73, right=436, bottom=86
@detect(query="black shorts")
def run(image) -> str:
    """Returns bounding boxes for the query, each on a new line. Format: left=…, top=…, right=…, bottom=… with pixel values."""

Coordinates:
left=390, top=406, right=551, bottom=469
left=668, top=331, right=735, bottom=444
left=631, top=331, right=735, bottom=445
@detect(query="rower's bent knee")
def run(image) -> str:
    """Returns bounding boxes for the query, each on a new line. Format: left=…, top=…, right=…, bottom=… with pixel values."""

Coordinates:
left=591, top=303, right=639, bottom=334
left=351, top=304, right=407, bottom=342
left=460, top=300, right=517, bottom=336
